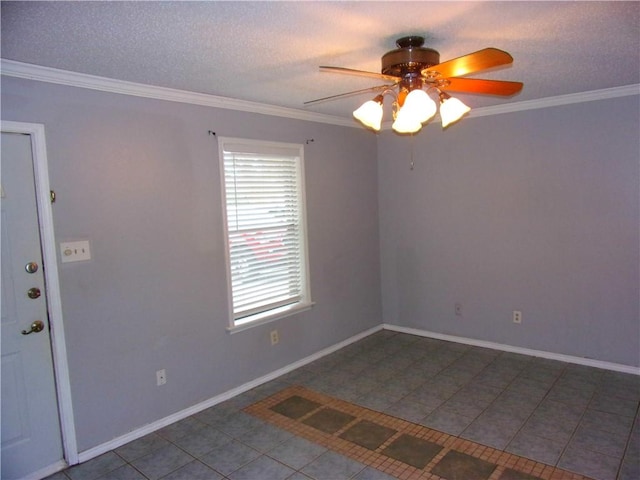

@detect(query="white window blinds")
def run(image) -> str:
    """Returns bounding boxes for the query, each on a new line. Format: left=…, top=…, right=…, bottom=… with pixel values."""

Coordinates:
left=219, top=138, right=310, bottom=326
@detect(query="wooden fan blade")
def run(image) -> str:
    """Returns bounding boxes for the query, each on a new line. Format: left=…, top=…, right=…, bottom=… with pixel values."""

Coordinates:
left=441, top=78, right=523, bottom=96
left=320, top=66, right=400, bottom=82
left=304, top=83, right=398, bottom=105
left=423, top=48, right=513, bottom=78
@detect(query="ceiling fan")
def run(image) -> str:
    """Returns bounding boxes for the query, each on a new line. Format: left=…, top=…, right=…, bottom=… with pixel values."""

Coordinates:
left=306, top=36, right=523, bottom=133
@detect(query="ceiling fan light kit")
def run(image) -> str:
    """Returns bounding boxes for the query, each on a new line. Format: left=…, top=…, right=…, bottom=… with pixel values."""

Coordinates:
left=439, top=92, right=471, bottom=129
left=312, top=36, right=523, bottom=134
left=392, top=89, right=437, bottom=133
left=352, top=94, right=385, bottom=131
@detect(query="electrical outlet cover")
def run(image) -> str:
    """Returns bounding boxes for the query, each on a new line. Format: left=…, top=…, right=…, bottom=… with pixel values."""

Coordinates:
left=60, top=240, right=91, bottom=263
left=513, top=311, right=522, bottom=324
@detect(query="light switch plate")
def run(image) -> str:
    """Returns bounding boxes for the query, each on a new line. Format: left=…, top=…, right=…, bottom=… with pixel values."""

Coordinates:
left=60, top=240, right=91, bottom=263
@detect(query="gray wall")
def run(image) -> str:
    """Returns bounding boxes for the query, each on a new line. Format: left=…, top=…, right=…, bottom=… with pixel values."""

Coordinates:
left=1, top=76, right=382, bottom=451
left=378, top=96, right=640, bottom=367
left=3, top=74, right=638, bottom=453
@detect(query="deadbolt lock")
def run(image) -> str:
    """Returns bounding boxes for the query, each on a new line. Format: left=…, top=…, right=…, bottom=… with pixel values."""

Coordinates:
left=25, top=262, right=39, bottom=274
left=27, top=287, right=41, bottom=299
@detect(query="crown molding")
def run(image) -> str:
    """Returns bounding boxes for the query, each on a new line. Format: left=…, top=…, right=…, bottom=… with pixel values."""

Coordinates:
left=469, top=83, right=640, bottom=118
left=0, top=59, right=355, bottom=128
left=381, top=83, right=640, bottom=129
left=2, top=59, right=638, bottom=129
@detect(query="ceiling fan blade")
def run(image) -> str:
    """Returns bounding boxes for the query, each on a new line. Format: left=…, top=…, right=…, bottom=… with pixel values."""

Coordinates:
left=441, top=77, right=523, bottom=96
left=320, top=66, right=400, bottom=82
left=304, top=83, right=398, bottom=105
left=423, top=48, right=514, bottom=78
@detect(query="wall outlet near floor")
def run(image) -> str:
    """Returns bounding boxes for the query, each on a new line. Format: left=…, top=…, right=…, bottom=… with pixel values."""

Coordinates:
left=156, top=369, right=167, bottom=386
left=513, top=310, right=522, bottom=324
left=270, top=330, right=279, bottom=345
left=455, top=303, right=463, bottom=316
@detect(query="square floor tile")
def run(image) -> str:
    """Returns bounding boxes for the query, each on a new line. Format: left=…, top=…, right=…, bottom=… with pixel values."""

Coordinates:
left=94, top=465, right=146, bottom=480
left=353, top=466, right=401, bottom=480
left=228, top=455, right=295, bottom=480
left=156, top=416, right=205, bottom=442
left=439, top=395, right=487, bottom=418
left=580, top=408, right=634, bottom=436
left=589, top=392, right=639, bottom=417
left=569, top=424, right=628, bottom=458
left=474, top=368, right=518, bottom=389
left=355, top=393, right=395, bottom=412
left=339, top=420, right=397, bottom=450
left=200, top=440, right=261, bottom=476
left=195, top=403, right=237, bottom=426
left=160, top=460, right=224, bottom=480
left=498, top=468, right=542, bottom=480
left=173, top=425, right=232, bottom=458
left=115, top=433, right=170, bottom=462
left=302, top=407, right=355, bottom=434
left=599, top=373, right=640, bottom=402
left=403, top=390, right=446, bottom=410
left=384, top=399, right=435, bottom=423
left=461, top=419, right=517, bottom=451
left=271, top=395, right=322, bottom=420
left=66, top=452, right=126, bottom=480
left=545, top=384, right=593, bottom=408
left=619, top=455, right=640, bottom=480
left=301, top=450, right=366, bottom=480
left=421, top=406, right=475, bottom=436
left=238, top=423, right=293, bottom=453
left=251, top=380, right=290, bottom=399
left=214, top=411, right=266, bottom=438
left=129, top=444, right=194, bottom=480
left=519, top=366, right=562, bottom=387
left=519, top=415, right=576, bottom=444
left=558, top=445, right=620, bottom=480
left=267, top=436, right=327, bottom=470
left=381, top=433, right=443, bottom=469
left=431, top=450, right=497, bottom=480
left=506, top=431, right=565, bottom=466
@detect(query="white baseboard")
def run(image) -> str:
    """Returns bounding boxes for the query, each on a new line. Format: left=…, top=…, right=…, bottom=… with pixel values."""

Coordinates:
left=383, top=324, right=640, bottom=375
left=19, top=460, right=67, bottom=480
left=77, top=324, right=383, bottom=464
left=75, top=321, right=637, bottom=466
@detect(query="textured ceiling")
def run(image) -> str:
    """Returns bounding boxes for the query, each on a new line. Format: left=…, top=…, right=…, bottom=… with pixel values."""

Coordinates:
left=1, top=1, right=639, bottom=119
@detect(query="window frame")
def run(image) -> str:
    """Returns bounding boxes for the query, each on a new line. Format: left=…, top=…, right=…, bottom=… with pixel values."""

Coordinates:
left=218, top=137, right=313, bottom=333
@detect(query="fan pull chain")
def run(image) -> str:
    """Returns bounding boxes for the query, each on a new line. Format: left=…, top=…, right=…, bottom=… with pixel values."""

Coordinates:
left=410, top=133, right=415, bottom=170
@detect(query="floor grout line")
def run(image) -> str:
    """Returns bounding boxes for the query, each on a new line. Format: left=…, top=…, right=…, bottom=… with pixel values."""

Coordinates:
left=246, top=384, right=596, bottom=480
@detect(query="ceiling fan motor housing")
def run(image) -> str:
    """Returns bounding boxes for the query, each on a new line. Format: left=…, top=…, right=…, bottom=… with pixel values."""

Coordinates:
left=382, top=36, right=440, bottom=90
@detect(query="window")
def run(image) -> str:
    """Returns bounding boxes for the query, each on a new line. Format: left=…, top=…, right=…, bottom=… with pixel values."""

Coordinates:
left=219, top=137, right=312, bottom=331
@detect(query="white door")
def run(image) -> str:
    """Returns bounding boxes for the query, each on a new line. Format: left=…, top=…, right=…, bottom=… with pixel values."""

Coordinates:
left=1, top=132, right=64, bottom=479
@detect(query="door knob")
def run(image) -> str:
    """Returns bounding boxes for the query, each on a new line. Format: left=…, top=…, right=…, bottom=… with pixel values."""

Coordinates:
left=21, top=320, right=45, bottom=335
left=27, top=287, right=41, bottom=299
left=25, top=262, right=39, bottom=274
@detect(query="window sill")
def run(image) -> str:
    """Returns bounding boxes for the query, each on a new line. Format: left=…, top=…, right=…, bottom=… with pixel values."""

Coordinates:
left=226, top=301, right=315, bottom=334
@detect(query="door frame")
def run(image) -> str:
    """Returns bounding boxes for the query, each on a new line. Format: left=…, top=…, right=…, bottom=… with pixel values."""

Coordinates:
left=1, top=121, right=78, bottom=470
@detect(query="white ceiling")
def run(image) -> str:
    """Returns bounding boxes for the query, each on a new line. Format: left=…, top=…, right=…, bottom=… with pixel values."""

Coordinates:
left=2, top=1, right=639, bottom=119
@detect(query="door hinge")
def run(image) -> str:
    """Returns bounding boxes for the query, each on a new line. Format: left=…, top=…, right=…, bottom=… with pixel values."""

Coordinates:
left=50, top=190, right=56, bottom=204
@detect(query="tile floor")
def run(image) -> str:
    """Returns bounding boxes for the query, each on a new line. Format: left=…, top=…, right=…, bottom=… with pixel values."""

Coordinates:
left=247, top=384, right=593, bottom=479
left=46, top=330, right=639, bottom=480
